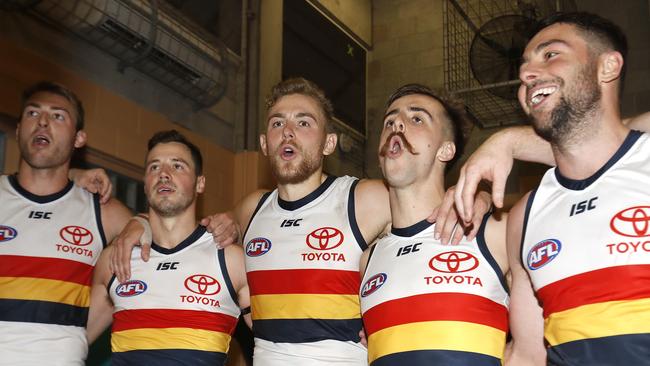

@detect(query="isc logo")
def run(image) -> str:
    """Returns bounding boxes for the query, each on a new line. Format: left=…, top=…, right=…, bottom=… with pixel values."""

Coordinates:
left=527, top=239, right=562, bottom=270
left=246, top=237, right=272, bottom=257
left=361, top=273, right=387, bottom=297
left=116, top=280, right=147, bottom=297
left=0, top=225, right=17, bottom=242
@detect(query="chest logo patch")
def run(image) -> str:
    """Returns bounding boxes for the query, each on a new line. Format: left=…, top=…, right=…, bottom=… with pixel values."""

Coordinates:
left=429, top=251, right=479, bottom=273
left=361, top=273, right=387, bottom=297
left=527, top=239, right=561, bottom=270
left=610, top=206, right=650, bottom=238
left=116, top=280, right=148, bottom=297
left=306, top=227, right=344, bottom=250
left=246, top=237, right=272, bottom=257
left=0, top=225, right=17, bottom=242
left=60, top=225, right=93, bottom=246
left=184, top=274, right=221, bottom=295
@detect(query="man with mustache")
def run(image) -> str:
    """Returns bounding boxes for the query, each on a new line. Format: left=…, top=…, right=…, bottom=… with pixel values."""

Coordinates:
left=359, top=84, right=509, bottom=366
left=498, top=13, right=650, bottom=365
left=88, top=130, right=251, bottom=365
left=0, top=81, right=133, bottom=365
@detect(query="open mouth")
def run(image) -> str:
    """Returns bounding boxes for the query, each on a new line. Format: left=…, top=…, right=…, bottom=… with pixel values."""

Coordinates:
left=280, top=144, right=297, bottom=160
left=529, top=86, right=558, bottom=107
left=388, top=135, right=403, bottom=157
left=32, top=135, right=51, bottom=146
left=156, top=185, right=175, bottom=194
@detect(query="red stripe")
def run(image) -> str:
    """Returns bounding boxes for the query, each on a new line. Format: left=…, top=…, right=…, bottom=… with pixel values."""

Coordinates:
left=247, top=269, right=360, bottom=295
left=0, top=255, right=93, bottom=285
left=537, top=264, right=650, bottom=317
left=112, top=309, right=238, bottom=333
left=363, top=292, right=508, bottom=336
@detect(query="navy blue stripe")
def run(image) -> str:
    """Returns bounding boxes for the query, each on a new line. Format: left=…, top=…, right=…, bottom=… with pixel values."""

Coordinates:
left=218, top=248, right=239, bottom=308
left=277, top=175, right=336, bottom=211
left=0, top=298, right=88, bottom=327
left=555, top=130, right=642, bottom=190
left=93, top=193, right=108, bottom=248
left=371, top=349, right=501, bottom=366
left=347, top=179, right=368, bottom=250
left=391, top=219, right=434, bottom=237
left=253, top=318, right=362, bottom=343
left=152, top=225, right=206, bottom=255
left=112, top=349, right=227, bottom=366
left=547, top=333, right=650, bottom=366
left=519, top=188, right=538, bottom=267
left=8, top=174, right=74, bottom=203
left=476, top=212, right=509, bottom=293
left=242, top=191, right=272, bottom=239
left=362, top=243, right=379, bottom=279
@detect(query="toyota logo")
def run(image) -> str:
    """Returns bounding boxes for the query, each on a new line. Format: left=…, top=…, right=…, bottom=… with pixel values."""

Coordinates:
left=59, top=226, right=93, bottom=246
left=184, top=274, right=221, bottom=295
left=306, top=227, right=344, bottom=250
left=429, top=251, right=479, bottom=273
left=611, top=206, right=650, bottom=237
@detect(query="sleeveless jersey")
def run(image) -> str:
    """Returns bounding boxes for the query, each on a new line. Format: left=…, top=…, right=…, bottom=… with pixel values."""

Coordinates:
left=361, top=217, right=509, bottom=366
left=0, top=174, right=105, bottom=365
left=521, top=130, right=650, bottom=365
left=243, top=175, right=368, bottom=364
left=109, top=226, right=241, bottom=366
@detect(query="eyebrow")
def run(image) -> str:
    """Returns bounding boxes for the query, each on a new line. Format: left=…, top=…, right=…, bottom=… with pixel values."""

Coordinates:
left=146, top=157, right=191, bottom=166
left=384, top=106, right=433, bottom=121
left=25, top=102, right=71, bottom=115
left=267, top=112, right=319, bottom=123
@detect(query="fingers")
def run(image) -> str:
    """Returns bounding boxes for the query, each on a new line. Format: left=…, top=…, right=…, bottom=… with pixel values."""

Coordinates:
left=450, top=223, right=465, bottom=245
left=99, top=179, right=113, bottom=204
left=202, top=212, right=239, bottom=248
left=426, top=207, right=439, bottom=224
left=433, top=187, right=456, bottom=241
left=459, top=171, right=481, bottom=223
left=491, top=173, right=507, bottom=208
left=140, top=243, right=151, bottom=262
left=454, top=170, right=467, bottom=222
left=358, top=329, right=368, bottom=348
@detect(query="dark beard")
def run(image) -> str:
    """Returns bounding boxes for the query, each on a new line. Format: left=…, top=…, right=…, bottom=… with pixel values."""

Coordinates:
left=531, top=64, right=601, bottom=145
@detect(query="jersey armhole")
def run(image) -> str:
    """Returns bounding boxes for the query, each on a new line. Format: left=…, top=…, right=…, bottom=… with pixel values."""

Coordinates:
left=218, top=249, right=240, bottom=308
left=476, top=212, right=509, bottom=293
left=520, top=189, right=538, bottom=269
left=242, top=191, right=272, bottom=240
left=93, top=193, right=108, bottom=248
left=347, top=179, right=368, bottom=251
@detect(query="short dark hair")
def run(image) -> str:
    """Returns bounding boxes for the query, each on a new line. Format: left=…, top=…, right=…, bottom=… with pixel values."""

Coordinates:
left=21, top=81, right=85, bottom=131
left=147, top=130, right=203, bottom=176
left=385, top=84, right=466, bottom=169
left=266, top=77, right=335, bottom=132
left=532, top=12, right=628, bottom=84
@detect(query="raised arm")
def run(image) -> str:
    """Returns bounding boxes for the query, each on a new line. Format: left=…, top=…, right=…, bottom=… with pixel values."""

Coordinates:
left=504, top=192, right=546, bottom=366
left=87, top=246, right=115, bottom=344
left=69, top=168, right=113, bottom=204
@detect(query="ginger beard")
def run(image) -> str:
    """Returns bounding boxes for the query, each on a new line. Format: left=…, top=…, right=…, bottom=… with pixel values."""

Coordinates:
left=269, top=138, right=325, bottom=185
left=528, top=60, right=601, bottom=145
left=148, top=178, right=196, bottom=218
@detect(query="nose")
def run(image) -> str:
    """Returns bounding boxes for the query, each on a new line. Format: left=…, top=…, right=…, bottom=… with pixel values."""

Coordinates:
left=282, top=123, right=295, bottom=140
left=158, top=165, right=171, bottom=181
left=519, top=61, right=540, bottom=84
left=392, top=115, right=405, bottom=132
left=37, top=112, right=49, bottom=127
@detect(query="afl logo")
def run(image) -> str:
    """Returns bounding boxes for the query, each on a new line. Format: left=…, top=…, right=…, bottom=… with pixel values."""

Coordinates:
left=527, top=239, right=561, bottom=270
left=246, top=237, right=272, bottom=257
left=306, top=227, right=344, bottom=250
left=429, top=251, right=479, bottom=273
left=0, top=225, right=17, bottom=242
left=361, top=273, right=387, bottom=297
left=60, top=226, right=93, bottom=246
left=185, top=274, right=221, bottom=295
left=116, top=280, right=147, bottom=297
left=610, top=206, right=650, bottom=237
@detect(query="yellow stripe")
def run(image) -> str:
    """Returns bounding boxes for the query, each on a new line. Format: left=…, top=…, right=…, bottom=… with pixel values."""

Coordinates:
left=367, top=321, right=506, bottom=362
left=545, top=297, right=650, bottom=346
left=0, top=276, right=89, bottom=307
left=112, top=328, right=231, bottom=352
left=251, top=294, right=361, bottom=320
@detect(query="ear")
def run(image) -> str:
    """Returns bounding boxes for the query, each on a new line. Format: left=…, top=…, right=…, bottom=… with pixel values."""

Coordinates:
left=322, top=132, right=338, bottom=156
left=74, top=130, right=87, bottom=149
left=195, top=175, right=206, bottom=194
left=599, top=51, right=624, bottom=84
left=259, top=134, right=268, bottom=156
left=436, top=141, right=456, bottom=163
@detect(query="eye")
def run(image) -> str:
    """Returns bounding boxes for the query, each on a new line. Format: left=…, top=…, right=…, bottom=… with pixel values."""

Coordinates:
left=298, top=120, right=310, bottom=127
left=173, top=163, right=184, bottom=170
left=271, top=119, right=283, bottom=128
left=384, top=119, right=394, bottom=128
left=544, top=51, right=558, bottom=60
left=52, top=113, right=66, bottom=121
left=26, top=110, right=38, bottom=118
left=412, top=116, right=423, bottom=124
left=149, top=164, right=159, bottom=171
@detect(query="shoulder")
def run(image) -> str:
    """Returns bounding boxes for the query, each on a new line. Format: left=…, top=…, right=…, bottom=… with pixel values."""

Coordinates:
left=235, top=189, right=271, bottom=228
left=222, top=244, right=246, bottom=290
left=100, top=197, right=133, bottom=242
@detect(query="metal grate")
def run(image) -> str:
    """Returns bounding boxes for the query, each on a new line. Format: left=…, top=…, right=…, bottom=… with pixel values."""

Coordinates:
left=443, top=0, right=575, bottom=128
left=12, top=0, right=228, bottom=108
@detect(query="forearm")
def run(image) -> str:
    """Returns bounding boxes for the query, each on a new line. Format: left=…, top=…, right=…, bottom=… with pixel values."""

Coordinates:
left=498, top=126, right=555, bottom=166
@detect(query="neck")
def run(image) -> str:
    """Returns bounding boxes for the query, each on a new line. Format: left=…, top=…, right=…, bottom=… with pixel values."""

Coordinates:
left=148, top=205, right=198, bottom=249
left=17, top=160, right=70, bottom=195
left=553, top=105, right=629, bottom=180
left=388, top=170, right=446, bottom=229
left=276, top=170, right=328, bottom=202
